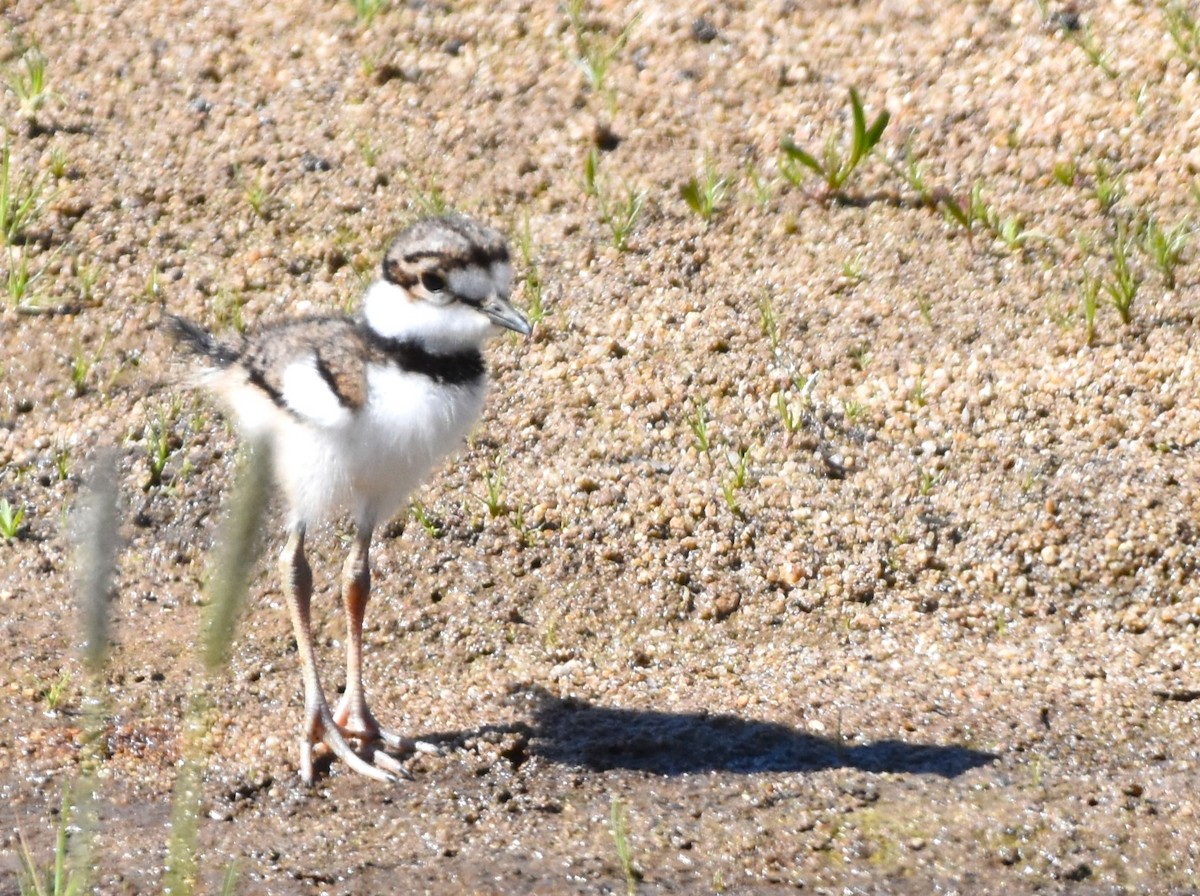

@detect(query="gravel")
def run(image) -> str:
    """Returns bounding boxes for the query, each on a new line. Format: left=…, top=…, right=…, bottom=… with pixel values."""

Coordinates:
left=3, top=0, right=1200, bottom=892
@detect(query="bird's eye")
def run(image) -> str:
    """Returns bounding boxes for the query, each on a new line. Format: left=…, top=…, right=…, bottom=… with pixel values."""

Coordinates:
left=421, top=271, right=446, bottom=293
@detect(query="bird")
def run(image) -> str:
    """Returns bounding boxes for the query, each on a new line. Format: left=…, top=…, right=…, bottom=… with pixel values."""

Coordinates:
left=168, top=213, right=531, bottom=783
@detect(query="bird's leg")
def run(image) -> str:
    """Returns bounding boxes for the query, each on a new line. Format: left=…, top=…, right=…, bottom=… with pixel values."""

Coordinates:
left=332, top=527, right=414, bottom=769
left=331, top=526, right=384, bottom=739
left=280, top=526, right=394, bottom=784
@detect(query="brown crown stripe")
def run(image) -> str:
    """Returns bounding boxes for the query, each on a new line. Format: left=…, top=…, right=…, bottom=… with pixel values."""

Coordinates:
left=382, top=258, right=419, bottom=288
left=398, top=244, right=509, bottom=267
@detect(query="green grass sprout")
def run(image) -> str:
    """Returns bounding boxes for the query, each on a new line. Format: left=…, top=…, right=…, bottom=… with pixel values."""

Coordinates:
left=680, top=158, right=731, bottom=222
left=781, top=87, right=890, bottom=198
left=0, top=497, right=25, bottom=539
left=609, top=797, right=640, bottom=895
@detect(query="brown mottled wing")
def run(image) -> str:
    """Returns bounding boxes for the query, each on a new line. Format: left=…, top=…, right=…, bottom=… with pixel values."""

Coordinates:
left=310, top=325, right=371, bottom=410
left=237, top=316, right=370, bottom=412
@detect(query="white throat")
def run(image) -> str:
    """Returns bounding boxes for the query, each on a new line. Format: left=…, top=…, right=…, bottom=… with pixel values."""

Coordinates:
left=362, top=280, right=496, bottom=353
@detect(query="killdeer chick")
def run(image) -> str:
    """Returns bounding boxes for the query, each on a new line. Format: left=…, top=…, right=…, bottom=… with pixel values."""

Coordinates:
left=169, top=213, right=531, bottom=783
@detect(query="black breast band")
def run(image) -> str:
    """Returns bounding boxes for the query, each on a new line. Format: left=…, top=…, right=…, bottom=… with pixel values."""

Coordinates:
left=365, top=331, right=485, bottom=386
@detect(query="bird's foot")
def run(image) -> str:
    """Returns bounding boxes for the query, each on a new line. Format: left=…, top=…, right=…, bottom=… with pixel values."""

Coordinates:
left=300, top=704, right=413, bottom=785
left=332, top=696, right=444, bottom=758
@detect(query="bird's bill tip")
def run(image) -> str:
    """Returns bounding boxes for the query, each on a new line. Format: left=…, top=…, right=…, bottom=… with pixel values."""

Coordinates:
left=484, top=296, right=533, bottom=337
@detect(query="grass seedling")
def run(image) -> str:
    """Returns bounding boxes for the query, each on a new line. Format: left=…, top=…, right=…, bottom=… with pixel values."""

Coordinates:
left=1140, top=215, right=1190, bottom=289
left=1068, top=20, right=1118, bottom=78
left=357, top=52, right=378, bottom=80
left=0, top=497, right=25, bottom=539
left=7, top=45, right=53, bottom=126
left=1163, top=1, right=1200, bottom=70
left=686, top=398, right=711, bottom=454
left=1, top=135, right=49, bottom=245
left=743, top=162, right=774, bottom=206
left=477, top=461, right=508, bottom=518
left=44, top=668, right=72, bottom=712
left=773, top=372, right=819, bottom=437
left=351, top=0, right=388, bottom=27
left=720, top=479, right=742, bottom=517
left=514, top=212, right=546, bottom=325
left=409, top=184, right=451, bottom=217
left=565, top=1, right=639, bottom=114
left=410, top=499, right=443, bottom=538
left=885, top=137, right=934, bottom=205
left=780, top=87, right=890, bottom=199
left=143, top=264, right=162, bottom=304
left=721, top=448, right=750, bottom=516
left=598, top=182, right=645, bottom=251
left=774, top=391, right=801, bottom=434
left=909, top=371, right=927, bottom=408
left=850, top=343, right=872, bottom=371
left=70, top=350, right=91, bottom=396
left=917, top=467, right=938, bottom=497
left=1079, top=272, right=1101, bottom=346
left=523, top=267, right=545, bottom=325
left=581, top=145, right=600, bottom=198
left=356, top=134, right=379, bottom=168
left=941, top=182, right=1028, bottom=248
left=510, top=504, right=542, bottom=548
left=897, top=153, right=934, bottom=206
left=212, top=288, right=246, bottom=333
left=759, top=289, right=780, bottom=351
left=1134, top=82, right=1151, bottom=117
left=1091, top=161, right=1125, bottom=213
left=725, top=447, right=749, bottom=489
left=680, top=158, right=731, bottom=222
left=240, top=172, right=272, bottom=219
left=73, top=261, right=99, bottom=305
left=840, top=253, right=866, bottom=284
left=940, top=181, right=986, bottom=236
left=916, top=292, right=934, bottom=326
left=16, top=788, right=90, bottom=896
left=5, top=245, right=34, bottom=305
left=1103, top=224, right=1140, bottom=324
left=145, top=416, right=173, bottom=488
left=54, top=445, right=71, bottom=481
left=844, top=400, right=866, bottom=423
left=1053, top=158, right=1078, bottom=187
left=995, top=215, right=1029, bottom=251
left=609, top=796, right=640, bottom=896
left=48, top=146, right=67, bottom=180
left=584, top=149, right=645, bottom=249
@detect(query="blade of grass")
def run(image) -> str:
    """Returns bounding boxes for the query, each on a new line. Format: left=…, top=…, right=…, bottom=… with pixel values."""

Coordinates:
left=850, top=87, right=868, bottom=163
left=203, top=444, right=272, bottom=670
left=74, top=450, right=119, bottom=676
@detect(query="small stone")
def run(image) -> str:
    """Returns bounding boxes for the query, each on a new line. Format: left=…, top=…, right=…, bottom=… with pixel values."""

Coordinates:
left=300, top=153, right=331, bottom=172
left=691, top=18, right=718, bottom=42
left=1063, top=862, right=1092, bottom=882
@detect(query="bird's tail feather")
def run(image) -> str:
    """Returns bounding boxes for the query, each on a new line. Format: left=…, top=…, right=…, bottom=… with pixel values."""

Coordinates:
left=165, top=313, right=241, bottom=367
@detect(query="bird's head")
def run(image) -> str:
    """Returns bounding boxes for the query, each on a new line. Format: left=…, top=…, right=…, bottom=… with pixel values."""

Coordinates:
left=363, top=214, right=531, bottom=352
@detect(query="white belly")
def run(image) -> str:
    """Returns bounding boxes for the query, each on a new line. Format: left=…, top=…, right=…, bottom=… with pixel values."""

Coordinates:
left=271, top=367, right=485, bottom=529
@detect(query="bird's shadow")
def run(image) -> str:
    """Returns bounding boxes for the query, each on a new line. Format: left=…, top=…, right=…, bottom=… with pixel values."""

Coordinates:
left=435, top=685, right=996, bottom=779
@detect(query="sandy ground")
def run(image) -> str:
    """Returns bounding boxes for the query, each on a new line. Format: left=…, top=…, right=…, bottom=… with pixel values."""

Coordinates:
left=3, top=0, right=1200, bottom=893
